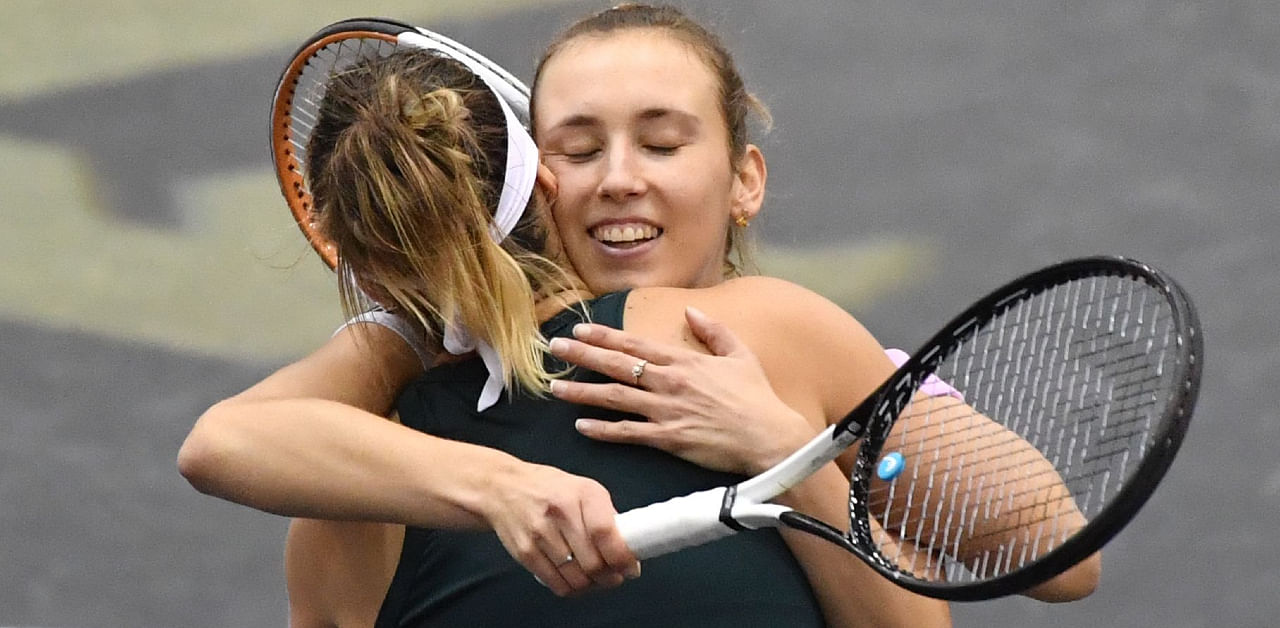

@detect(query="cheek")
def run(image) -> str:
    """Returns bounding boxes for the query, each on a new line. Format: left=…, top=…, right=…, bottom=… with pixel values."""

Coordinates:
left=668, top=146, right=735, bottom=199
left=547, top=200, right=593, bottom=267
left=547, top=202, right=574, bottom=244
left=545, top=172, right=592, bottom=224
left=665, top=170, right=734, bottom=220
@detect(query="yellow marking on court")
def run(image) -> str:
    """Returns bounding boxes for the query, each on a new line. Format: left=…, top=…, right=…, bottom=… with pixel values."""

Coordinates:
left=0, top=0, right=578, bottom=98
left=0, top=137, right=342, bottom=363
left=0, top=131, right=932, bottom=363
left=759, top=240, right=936, bottom=310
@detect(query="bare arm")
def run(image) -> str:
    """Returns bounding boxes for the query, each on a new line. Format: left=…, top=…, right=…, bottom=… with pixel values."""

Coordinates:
left=873, top=394, right=1100, bottom=601
left=286, top=519, right=402, bottom=628
left=178, top=323, right=637, bottom=594
left=179, top=323, right=480, bottom=525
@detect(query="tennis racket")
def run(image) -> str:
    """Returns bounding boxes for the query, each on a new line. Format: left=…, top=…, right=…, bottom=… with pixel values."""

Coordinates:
left=270, top=17, right=530, bottom=269
left=616, top=255, right=1201, bottom=601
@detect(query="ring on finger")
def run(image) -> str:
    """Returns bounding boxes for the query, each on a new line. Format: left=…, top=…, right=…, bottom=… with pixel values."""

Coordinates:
left=631, top=359, right=648, bottom=386
left=554, top=553, right=575, bottom=568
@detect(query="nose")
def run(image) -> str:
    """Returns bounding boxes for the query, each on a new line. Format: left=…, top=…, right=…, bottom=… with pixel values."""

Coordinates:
left=597, top=144, right=646, bottom=201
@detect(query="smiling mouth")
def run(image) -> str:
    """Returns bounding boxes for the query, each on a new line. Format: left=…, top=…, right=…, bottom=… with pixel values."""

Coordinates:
left=591, top=223, right=662, bottom=249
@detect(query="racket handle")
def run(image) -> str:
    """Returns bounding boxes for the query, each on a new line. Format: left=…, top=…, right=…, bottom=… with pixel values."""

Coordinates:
left=615, top=487, right=736, bottom=560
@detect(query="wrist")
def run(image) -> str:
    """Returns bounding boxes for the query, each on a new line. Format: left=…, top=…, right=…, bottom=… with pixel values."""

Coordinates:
left=746, top=408, right=817, bottom=476
left=405, top=440, right=521, bottom=529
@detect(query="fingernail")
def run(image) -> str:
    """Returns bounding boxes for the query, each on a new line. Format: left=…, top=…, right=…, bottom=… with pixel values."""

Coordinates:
left=548, top=337, right=566, bottom=354
left=572, top=324, right=590, bottom=339
left=574, top=419, right=596, bottom=432
left=550, top=380, right=565, bottom=395
left=686, top=306, right=705, bottom=319
left=625, top=561, right=642, bottom=579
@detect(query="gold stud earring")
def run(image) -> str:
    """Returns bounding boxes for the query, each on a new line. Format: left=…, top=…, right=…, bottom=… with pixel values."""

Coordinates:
left=734, top=214, right=750, bottom=228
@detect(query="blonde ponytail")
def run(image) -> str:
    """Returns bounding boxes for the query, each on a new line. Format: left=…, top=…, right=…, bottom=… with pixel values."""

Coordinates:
left=309, top=50, right=570, bottom=397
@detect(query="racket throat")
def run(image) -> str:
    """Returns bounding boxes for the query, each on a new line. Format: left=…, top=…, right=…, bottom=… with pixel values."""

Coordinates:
left=721, top=486, right=747, bottom=532
left=718, top=486, right=749, bottom=531
left=719, top=485, right=794, bottom=531
left=778, top=511, right=856, bottom=552
left=737, top=424, right=852, bottom=504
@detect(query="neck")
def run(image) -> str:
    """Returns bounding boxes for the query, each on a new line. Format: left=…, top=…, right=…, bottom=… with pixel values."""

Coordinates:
left=535, top=288, right=595, bottom=323
left=530, top=257, right=591, bottom=322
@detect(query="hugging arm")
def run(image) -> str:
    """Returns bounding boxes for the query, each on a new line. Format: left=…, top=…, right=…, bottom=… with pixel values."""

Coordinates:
left=874, top=394, right=1100, bottom=601
left=178, top=322, right=637, bottom=595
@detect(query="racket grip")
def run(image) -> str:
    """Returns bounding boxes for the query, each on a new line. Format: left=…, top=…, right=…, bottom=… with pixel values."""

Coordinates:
left=615, top=487, right=736, bottom=560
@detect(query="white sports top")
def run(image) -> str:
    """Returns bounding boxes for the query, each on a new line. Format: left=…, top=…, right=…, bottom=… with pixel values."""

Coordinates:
left=335, top=309, right=434, bottom=370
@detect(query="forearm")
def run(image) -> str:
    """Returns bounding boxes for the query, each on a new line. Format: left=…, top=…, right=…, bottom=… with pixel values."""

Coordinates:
left=872, top=396, right=1100, bottom=601
left=179, top=397, right=515, bottom=528
left=777, top=464, right=952, bottom=628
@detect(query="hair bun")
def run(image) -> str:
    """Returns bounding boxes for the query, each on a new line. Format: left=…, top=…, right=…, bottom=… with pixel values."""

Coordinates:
left=400, top=86, right=470, bottom=139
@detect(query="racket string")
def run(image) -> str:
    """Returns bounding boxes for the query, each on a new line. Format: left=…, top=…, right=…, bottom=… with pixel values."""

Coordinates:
left=284, top=37, right=404, bottom=204
left=862, top=275, right=1182, bottom=583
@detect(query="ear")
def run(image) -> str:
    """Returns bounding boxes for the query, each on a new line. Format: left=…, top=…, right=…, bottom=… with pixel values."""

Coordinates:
left=532, top=161, right=570, bottom=264
left=731, top=144, right=766, bottom=222
left=535, top=162, right=559, bottom=205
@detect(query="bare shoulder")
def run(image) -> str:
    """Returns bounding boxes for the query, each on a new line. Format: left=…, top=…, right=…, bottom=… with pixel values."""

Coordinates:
left=629, top=276, right=894, bottom=419
left=635, top=275, right=814, bottom=300
left=226, top=322, right=424, bottom=412
left=318, top=320, right=425, bottom=378
left=630, top=276, right=870, bottom=339
left=712, top=276, right=844, bottom=315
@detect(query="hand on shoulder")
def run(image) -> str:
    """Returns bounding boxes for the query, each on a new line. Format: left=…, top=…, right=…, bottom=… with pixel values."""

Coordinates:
left=681, top=275, right=897, bottom=422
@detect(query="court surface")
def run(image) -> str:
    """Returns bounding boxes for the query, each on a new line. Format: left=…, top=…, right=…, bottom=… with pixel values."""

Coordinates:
left=1, top=1, right=1276, bottom=626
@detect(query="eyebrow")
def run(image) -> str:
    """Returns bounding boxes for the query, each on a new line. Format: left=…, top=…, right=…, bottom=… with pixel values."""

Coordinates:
left=551, top=114, right=598, bottom=130
left=638, top=108, right=700, bottom=131
left=546, top=108, right=702, bottom=133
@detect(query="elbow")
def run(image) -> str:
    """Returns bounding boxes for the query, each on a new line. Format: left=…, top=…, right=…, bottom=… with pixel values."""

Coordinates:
left=1024, top=551, right=1101, bottom=602
left=177, top=401, right=239, bottom=496
left=176, top=437, right=216, bottom=496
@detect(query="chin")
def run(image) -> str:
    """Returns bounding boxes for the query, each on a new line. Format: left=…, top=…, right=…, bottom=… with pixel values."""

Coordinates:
left=589, top=270, right=661, bottom=294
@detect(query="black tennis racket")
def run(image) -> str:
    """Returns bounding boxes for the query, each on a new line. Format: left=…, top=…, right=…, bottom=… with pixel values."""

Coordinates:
left=616, top=255, right=1201, bottom=601
left=270, top=17, right=530, bottom=269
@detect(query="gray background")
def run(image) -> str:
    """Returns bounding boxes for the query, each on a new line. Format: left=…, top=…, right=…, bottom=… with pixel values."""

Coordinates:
left=2, top=1, right=1276, bottom=626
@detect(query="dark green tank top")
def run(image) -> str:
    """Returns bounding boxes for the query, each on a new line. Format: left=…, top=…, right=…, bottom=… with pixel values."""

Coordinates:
left=377, top=292, right=825, bottom=628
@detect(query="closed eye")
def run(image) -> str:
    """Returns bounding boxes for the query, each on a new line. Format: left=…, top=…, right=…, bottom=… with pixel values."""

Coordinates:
left=564, top=149, right=602, bottom=162
left=645, top=145, right=681, bottom=156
